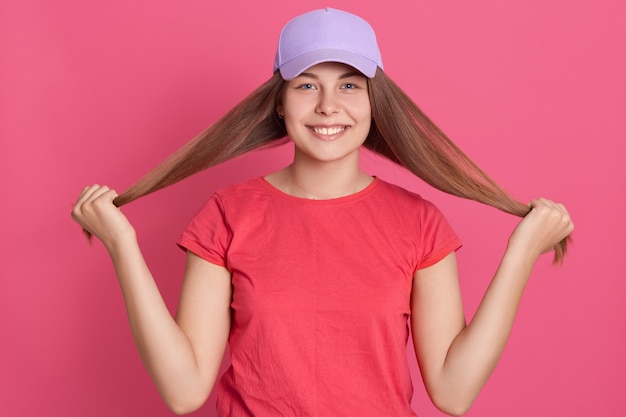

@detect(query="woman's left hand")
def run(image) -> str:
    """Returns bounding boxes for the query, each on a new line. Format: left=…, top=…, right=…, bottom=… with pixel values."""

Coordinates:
left=508, top=198, right=574, bottom=259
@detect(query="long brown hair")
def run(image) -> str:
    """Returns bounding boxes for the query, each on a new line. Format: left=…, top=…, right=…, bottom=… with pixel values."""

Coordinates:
left=112, top=69, right=569, bottom=263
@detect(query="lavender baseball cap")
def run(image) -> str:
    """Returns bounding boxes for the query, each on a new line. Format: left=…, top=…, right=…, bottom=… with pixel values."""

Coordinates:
left=273, top=8, right=384, bottom=80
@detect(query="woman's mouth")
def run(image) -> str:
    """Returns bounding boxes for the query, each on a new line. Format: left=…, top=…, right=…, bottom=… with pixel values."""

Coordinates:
left=309, top=126, right=347, bottom=136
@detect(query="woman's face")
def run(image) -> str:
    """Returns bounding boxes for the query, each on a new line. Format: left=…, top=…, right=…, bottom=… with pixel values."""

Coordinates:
left=278, top=62, right=372, bottom=165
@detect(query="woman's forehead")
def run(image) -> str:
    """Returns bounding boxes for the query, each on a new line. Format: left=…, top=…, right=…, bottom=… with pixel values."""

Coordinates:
left=290, top=62, right=365, bottom=79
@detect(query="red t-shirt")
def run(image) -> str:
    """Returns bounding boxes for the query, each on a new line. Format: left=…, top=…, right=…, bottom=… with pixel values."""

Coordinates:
left=178, top=177, right=462, bottom=417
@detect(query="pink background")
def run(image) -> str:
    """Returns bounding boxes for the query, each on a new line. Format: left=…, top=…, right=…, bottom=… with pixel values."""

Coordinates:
left=2, top=0, right=624, bottom=416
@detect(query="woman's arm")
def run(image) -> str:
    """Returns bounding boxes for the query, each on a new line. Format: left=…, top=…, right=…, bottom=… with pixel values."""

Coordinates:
left=411, top=198, right=573, bottom=416
left=72, top=185, right=231, bottom=414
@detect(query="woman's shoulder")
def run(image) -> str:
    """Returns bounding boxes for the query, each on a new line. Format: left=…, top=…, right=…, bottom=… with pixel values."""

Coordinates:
left=375, top=178, right=429, bottom=204
left=373, top=179, right=449, bottom=219
left=208, top=177, right=280, bottom=212
left=213, top=177, right=268, bottom=197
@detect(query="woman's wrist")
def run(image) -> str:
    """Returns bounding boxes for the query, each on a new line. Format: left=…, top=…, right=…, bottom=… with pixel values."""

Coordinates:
left=104, top=228, right=138, bottom=257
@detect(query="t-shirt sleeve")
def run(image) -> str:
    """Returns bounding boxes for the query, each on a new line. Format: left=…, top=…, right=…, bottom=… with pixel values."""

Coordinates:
left=177, top=194, right=231, bottom=268
left=416, top=199, right=462, bottom=270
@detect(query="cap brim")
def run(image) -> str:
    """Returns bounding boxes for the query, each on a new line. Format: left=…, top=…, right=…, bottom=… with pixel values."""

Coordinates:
left=278, top=48, right=379, bottom=80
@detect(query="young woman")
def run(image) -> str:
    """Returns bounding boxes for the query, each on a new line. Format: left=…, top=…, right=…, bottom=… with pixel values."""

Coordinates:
left=72, top=8, right=573, bottom=417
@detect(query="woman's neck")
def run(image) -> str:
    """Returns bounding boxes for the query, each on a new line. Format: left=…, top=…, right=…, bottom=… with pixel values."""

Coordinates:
left=265, top=157, right=373, bottom=200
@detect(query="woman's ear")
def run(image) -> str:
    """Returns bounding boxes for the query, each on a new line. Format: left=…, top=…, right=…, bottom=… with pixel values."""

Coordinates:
left=276, top=103, right=283, bottom=118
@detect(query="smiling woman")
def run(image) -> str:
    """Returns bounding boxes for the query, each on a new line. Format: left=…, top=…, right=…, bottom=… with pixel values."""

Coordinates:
left=271, top=62, right=374, bottom=193
left=71, top=7, right=573, bottom=417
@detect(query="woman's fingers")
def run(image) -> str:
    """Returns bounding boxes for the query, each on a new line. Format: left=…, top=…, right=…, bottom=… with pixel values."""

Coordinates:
left=531, top=198, right=573, bottom=233
left=513, top=198, right=574, bottom=257
left=74, top=184, right=98, bottom=206
left=71, top=185, right=133, bottom=247
left=74, top=185, right=109, bottom=209
left=73, top=185, right=116, bottom=216
left=84, top=186, right=117, bottom=210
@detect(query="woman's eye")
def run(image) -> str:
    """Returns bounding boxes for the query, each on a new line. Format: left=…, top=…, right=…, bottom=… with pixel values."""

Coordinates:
left=298, top=83, right=315, bottom=90
left=342, top=83, right=357, bottom=89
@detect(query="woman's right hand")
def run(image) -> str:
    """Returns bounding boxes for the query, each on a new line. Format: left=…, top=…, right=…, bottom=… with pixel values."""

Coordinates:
left=71, top=185, right=135, bottom=249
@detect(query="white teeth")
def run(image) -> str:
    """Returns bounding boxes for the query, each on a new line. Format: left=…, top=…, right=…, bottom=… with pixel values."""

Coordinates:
left=313, top=126, right=346, bottom=135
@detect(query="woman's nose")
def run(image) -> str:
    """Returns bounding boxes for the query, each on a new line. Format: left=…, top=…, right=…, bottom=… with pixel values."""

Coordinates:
left=316, top=91, right=340, bottom=116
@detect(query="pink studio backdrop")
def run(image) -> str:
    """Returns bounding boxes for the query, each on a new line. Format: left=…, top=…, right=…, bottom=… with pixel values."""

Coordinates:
left=2, top=0, right=624, bottom=416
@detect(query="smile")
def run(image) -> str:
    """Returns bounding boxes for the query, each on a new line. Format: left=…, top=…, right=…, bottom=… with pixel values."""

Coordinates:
left=309, top=126, right=347, bottom=136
